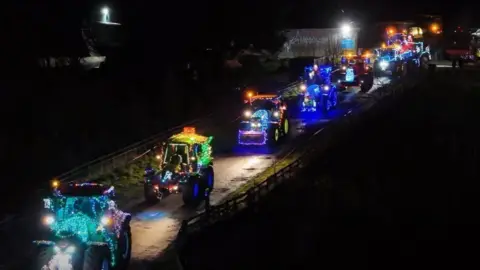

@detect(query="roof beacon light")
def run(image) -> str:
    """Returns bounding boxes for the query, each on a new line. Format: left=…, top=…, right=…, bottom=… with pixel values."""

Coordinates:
left=183, top=127, right=196, bottom=134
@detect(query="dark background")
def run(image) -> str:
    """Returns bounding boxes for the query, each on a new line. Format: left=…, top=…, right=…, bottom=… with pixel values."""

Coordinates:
left=2, top=0, right=476, bottom=211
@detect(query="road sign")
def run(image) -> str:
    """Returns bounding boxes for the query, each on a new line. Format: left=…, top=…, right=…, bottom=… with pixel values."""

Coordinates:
left=341, top=39, right=355, bottom=49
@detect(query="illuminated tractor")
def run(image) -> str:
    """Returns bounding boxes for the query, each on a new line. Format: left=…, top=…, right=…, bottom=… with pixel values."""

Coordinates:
left=332, top=54, right=374, bottom=93
left=373, top=46, right=406, bottom=76
left=33, top=181, right=131, bottom=270
left=143, top=127, right=214, bottom=206
left=239, top=94, right=289, bottom=146
left=374, top=30, right=431, bottom=76
left=298, top=64, right=339, bottom=114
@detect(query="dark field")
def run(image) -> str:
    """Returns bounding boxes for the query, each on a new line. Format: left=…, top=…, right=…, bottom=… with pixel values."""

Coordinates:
left=180, top=69, right=480, bottom=269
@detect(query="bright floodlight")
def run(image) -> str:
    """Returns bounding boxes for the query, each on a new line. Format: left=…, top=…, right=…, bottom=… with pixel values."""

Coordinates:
left=341, top=24, right=351, bottom=35
left=101, top=7, right=110, bottom=23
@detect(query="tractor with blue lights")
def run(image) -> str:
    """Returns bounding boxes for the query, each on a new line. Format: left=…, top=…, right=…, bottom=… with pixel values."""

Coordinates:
left=33, top=181, right=131, bottom=270
left=238, top=94, right=289, bottom=145
left=299, top=64, right=339, bottom=114
left=331, top=54, right=374, bottom=93
left=143, top=127, right=214, bottom=206
left=373, top=30, right=430, bottom=76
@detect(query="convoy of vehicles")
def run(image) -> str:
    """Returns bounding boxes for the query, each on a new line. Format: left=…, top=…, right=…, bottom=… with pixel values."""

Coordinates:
left=239, top=93, right=289, bottom=145
left=34, top=181, right=131, bottom=270
left=143, top=127, right=214, bottom=205
left=299, top=64, right=339, bottom=113
left=21, top=21, right=442, bottom=270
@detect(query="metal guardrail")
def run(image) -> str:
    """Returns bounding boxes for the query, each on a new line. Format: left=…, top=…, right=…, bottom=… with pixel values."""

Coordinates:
left=174, top=74, right=419, bottom=269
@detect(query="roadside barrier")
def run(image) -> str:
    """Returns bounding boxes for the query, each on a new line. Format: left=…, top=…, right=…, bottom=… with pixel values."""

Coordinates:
left=175, top=73, right=421, bottom=269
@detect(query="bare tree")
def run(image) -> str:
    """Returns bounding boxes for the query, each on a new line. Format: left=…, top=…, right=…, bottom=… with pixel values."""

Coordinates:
left=324, top=34, right=342, bottom=65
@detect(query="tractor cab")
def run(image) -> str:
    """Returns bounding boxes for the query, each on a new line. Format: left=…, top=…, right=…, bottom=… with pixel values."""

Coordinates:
left=162, top=127, right=211, bottom=173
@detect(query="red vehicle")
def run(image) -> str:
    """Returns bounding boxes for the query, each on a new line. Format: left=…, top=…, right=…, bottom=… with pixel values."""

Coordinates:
left=332, top=55, right=374, bottom=92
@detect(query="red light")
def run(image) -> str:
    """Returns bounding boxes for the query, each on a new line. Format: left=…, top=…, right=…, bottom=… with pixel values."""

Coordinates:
left=183, top=127, right=195, bottom=134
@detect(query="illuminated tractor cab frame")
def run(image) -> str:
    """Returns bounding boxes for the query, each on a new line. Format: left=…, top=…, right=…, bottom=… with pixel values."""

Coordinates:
left=33, top=181, right=132, bottom=270
left=143, top=127, right=214, bottom=206
left=333, top=56, right=374, bottom=93
left=239, top=94, right=289, bottom=146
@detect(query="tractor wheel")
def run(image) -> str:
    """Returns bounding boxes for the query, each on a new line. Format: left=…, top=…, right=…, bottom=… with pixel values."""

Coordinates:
left=115, top=225, right=132, bottom=269
left=182, top=176, right=203, bottom=206
left=321, top=95, right=332, bottom=115
left=282, top=118, right=289, bottom=136
left=32, top=245, right=54, bottom=269
left=268, top=127, right=280, bottom=146
left=420, top=56, right=429, bottom=69
left=144, top=184, right=162, bottom=203
left=204, top=166, right=214, bottom=193
left=83, top=246, right=111, bottom=270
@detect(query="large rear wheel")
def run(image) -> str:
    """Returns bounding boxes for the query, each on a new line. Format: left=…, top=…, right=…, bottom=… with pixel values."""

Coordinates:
left=115, top=226, right=132, bottom=269
left=182, top=176, right=204, bottom=206
left=204, top=166, right=214, bottom=193
left=83, top=246, right=111, bottom=270
left=321, top=96, right=332, bottom=115
left=32, top=245, right=54, bottom=269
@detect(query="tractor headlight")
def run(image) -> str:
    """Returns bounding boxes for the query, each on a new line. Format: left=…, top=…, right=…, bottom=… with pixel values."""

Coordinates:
left=101, top=216, right=112, bottom=226
left=273, top=111, right=279, bottom=117
left=323, top=85, right=329, bottom=91
left=379, top=61, right=388, bottom=70
left=342, top=66, right=346, bottom=70
left=244, top=110, right=252, bottom=117
left=42, top=215, right=55, bottom=225
left=300, top=84, right=306, bottom=91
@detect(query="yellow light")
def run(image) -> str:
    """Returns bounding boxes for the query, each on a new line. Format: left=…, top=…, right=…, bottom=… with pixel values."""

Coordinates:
left=247, top=92, right=253, bottom=98
left=101, top=216, right=112, bottom=226
left=381, top=42, right=386, bottom=48
left=52, top=180, right=59, bottom=188
left=156, top=155, right=161, bottom=160
left=347, top=53, right=352, bottom=57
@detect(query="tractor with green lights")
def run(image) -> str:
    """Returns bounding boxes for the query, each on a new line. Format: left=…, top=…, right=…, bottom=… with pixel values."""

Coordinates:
left=143, top=126, right=214, bottom=206
left=33, top=181, right=132, bottom=270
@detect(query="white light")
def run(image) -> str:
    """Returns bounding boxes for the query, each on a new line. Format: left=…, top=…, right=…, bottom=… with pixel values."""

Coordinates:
left=65, top=246, right=76, bottom=254
left=43, top=215, right=55, bottom=225
left=273, top=111, right=279, bottom=117
left=300, top=84, right=306, bottom=91
left=379, top=61, right=388, bottom=70
left=101, top=7, right=109, bottom=15
left=323, top=85, right=330, bottom=91
left=341, top=24, right=352, bottom=36
left=342, top=66, right=346, bottom=70
left=244, top=110, right=252, bottom=117
left=101, top=216, right=111, bottom=225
